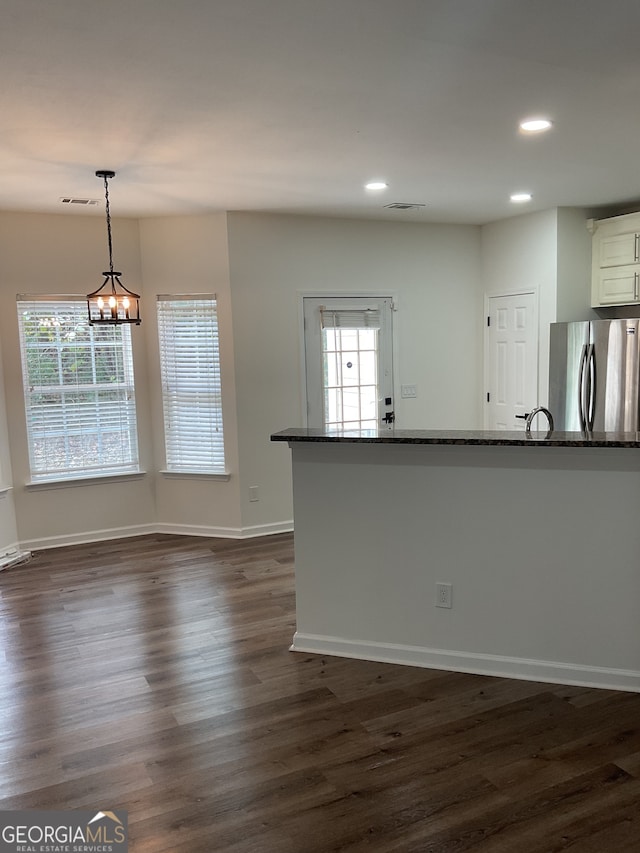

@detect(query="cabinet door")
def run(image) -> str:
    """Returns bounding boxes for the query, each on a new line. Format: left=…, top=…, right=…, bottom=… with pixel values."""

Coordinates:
left=596, top=266, right=639, bottom=305
left=599, top=232, right=639, bottom=267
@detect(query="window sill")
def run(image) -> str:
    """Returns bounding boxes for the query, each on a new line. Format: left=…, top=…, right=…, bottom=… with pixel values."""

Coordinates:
left=0, top=485, right=12, bottom=496
left=25, top=471, right=147, bottom=491
left=160, top=470, right=231, bottom=482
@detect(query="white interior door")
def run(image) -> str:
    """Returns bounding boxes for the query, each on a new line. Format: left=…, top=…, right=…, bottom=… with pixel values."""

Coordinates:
left=485, top=292, right=538, bottom=429
left=303, top=296, right=394, bottom=430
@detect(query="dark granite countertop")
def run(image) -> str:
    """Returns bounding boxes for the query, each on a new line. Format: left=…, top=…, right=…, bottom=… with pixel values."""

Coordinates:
left=271, top=427, right=640, bottom=448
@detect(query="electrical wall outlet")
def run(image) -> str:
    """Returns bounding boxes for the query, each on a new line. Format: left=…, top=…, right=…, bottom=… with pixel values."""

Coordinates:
left=435, top=582, right=453, bottom=609
left=249, top=486, right=259, bottom=502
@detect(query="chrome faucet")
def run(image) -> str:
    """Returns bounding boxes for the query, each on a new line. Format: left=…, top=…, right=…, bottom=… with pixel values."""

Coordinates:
left=525, top=406, right=554, bottom=434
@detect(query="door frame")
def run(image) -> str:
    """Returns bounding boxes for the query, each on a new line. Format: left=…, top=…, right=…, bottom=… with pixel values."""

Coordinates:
left=298, top=291, right=399, bottom=428
left=483, top=288, right=539, bottom=429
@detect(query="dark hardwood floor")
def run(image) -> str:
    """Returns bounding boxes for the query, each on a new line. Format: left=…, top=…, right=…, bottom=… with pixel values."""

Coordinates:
left=0, top=532, right=639, bottom=852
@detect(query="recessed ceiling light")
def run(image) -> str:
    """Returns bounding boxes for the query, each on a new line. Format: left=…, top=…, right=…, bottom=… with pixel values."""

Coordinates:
left=365, top=181, right=388, bottom=191
left=510, top=192, right=532, bottom=203
left=519, top=117, right=553, bottom=134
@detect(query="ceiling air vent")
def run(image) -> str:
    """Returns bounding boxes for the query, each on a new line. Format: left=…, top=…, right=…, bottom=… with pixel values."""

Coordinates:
left=383, top=202, right=426, bottom=211
left=59, top=197, right=99, bottom=206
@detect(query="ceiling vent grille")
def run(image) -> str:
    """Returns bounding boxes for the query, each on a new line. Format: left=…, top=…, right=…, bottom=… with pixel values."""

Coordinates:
left=59, top=197, right=99, bottom=206
left=384, top=202, right=426, bottom=211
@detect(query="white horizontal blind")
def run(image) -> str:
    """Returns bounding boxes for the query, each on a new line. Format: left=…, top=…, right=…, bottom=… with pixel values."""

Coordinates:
left=320, top=307, right=381, bottom=330
left=16, top=298, right=139, bottom=481
left=156, top=295, right=225, bottom=473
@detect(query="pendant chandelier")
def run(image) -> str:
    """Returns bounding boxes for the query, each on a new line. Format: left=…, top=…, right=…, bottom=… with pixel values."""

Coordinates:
left=87, top=170, right=141, bottom=325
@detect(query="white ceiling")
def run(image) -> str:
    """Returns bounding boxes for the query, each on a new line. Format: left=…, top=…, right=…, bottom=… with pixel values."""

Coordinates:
left=3, top=0, right=640, bottom=224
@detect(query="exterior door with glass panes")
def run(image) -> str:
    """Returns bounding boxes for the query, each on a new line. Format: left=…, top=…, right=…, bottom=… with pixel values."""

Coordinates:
left=303, top=296, right=394, bottom=430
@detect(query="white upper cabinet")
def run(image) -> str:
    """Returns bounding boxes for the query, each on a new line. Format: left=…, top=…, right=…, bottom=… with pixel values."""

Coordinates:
left=591, top=213, right=640, bottom=306
left=599, top=232, right=639, bottom=267
left=596, top=266, right=639, bottom=305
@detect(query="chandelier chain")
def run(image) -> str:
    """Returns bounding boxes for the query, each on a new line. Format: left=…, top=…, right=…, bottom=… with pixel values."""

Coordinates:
left=103, top=173, right=114, bottom=275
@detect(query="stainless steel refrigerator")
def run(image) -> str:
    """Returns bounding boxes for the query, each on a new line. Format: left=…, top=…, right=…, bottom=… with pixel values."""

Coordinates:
left=549, top=319, right=640, bottom=431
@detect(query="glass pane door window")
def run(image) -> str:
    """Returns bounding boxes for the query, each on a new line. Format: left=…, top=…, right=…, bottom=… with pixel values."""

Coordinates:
left=322, top=327, right=378, bottom=429
left=303, top=296, right=394, bottom=431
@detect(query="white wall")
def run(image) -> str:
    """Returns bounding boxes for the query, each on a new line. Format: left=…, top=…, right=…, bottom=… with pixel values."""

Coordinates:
left=0, top=210, right=483, bottom=546
left=138, top=214, right=244, bottom=536
left=481, top=209, right=559, bottom=407
left=0, top=211, right=243, bottom=547
left=226, top=213, right=482, bottom=531
left=0, top=212, right=156, bottom=549
left=0, top=328, right=18, bottom=560
left=289, top=440, right=640, bottom=692
left=556, top=207, right=595, bottom=322
left=0, top=207, right=587, bottom=547
left=481, top=207, right=594, bottom=411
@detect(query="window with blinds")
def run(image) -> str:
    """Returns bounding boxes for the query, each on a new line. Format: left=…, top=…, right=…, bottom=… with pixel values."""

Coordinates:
left=16, top=297, right=139, bottom=482
left=156, top=295, right=225, bottom=473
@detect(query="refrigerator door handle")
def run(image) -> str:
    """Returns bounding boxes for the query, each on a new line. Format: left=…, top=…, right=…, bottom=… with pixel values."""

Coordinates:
left=578, top=343, right=588, bottom=432
left=586, top=343, right=596, bottom=431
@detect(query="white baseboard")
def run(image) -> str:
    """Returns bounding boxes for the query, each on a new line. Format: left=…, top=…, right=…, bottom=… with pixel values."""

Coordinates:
left=155, top=520, right=294, bottom=539
left=20, top=521, right=294, bottom=551
left=154, top=522, right=244, bottom=539
left=290, top=632, right=640, bottom=694
left=21, top=524, right=159, bottom=552
left=238, top=521, right=294, bottom=538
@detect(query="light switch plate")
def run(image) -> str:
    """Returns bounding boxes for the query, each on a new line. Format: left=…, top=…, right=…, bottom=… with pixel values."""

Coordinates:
left=401, top=384, right=417, bottom=398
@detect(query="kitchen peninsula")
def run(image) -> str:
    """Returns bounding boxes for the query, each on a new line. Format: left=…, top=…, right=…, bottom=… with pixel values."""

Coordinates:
left=272, top=427, right=640, bottom=692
